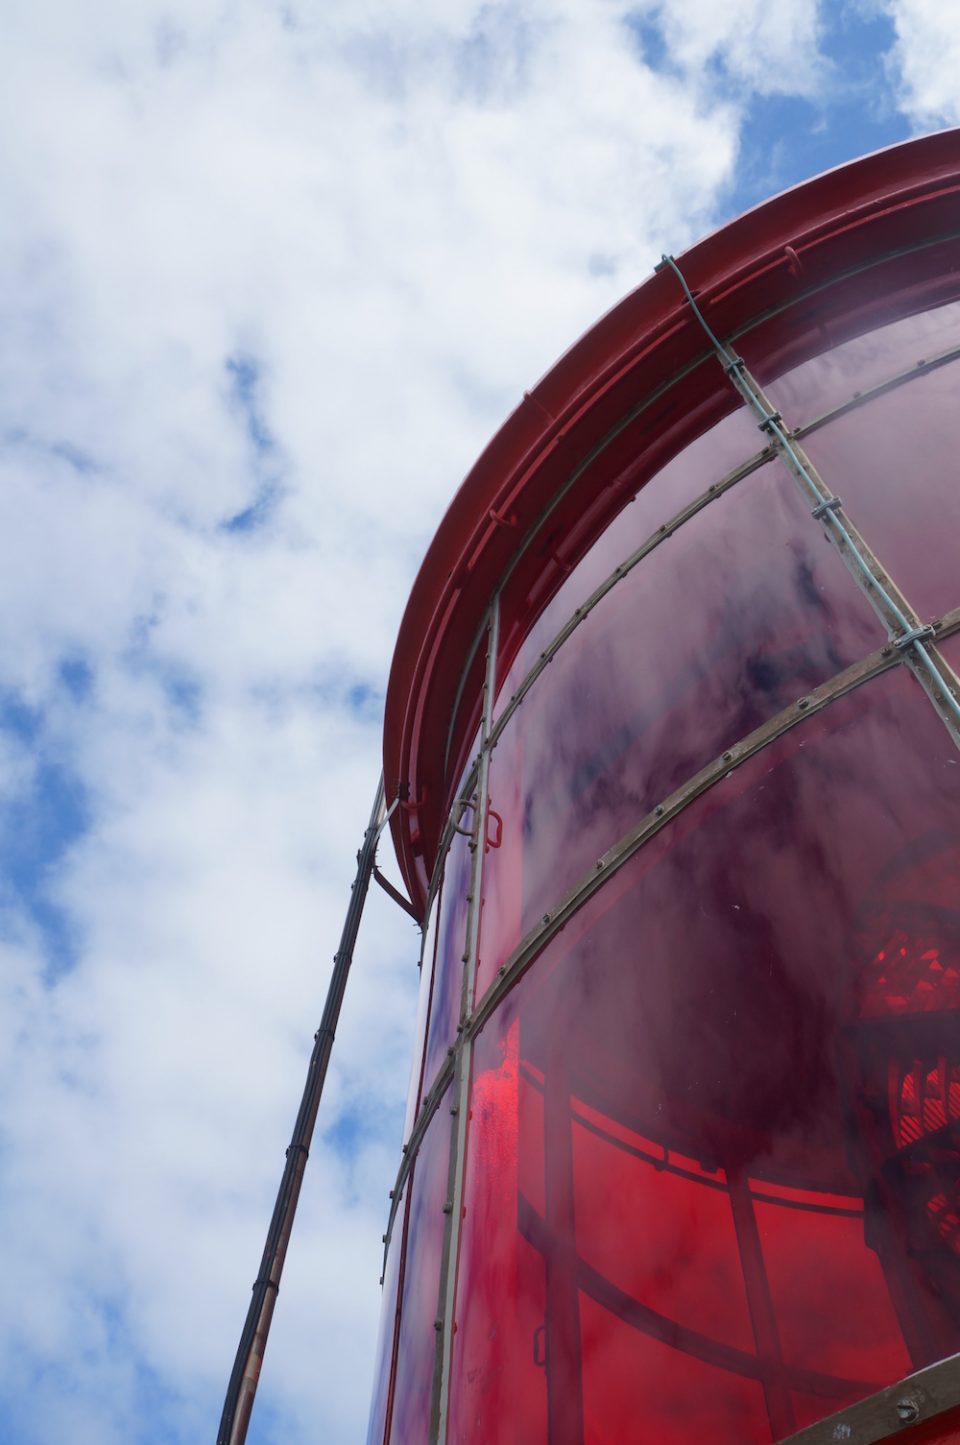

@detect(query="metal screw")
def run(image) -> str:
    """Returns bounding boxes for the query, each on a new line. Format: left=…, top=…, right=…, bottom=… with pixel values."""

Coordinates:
left=797, top=697, right=809, bottom=710
left=882, top=645, right=893, bottom=657
left=542, top=913, right=550, bottom=925
left=434, top=1318, right=443, bottom=1332
left=655, top=805, right=664, bottom=817
left=896, top=1397, right=920, bottom=1425
left=722, top=751, right=732, bottom=762
left=442, top=1201, right=453, bottom=1214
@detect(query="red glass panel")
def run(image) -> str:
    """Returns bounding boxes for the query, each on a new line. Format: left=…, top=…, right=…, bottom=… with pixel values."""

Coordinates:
left=801, top=359, right=960, bottom=625
left=388, top=1089, right=453, bottom=1445
left=495, top=408, right=763, bottom=712
left=899, top=1405, right=960, bottom=1444
left=477, top=459, right=881, bottom=997
left=447, top=1019, right=549, bottom=1444
left=744, top=299, right=960, bottom=429
left=366, top=1180, right=408, bottom=1445
left=402, top=902, right=441, bottom=1145
left=579, top=1297, right=771, bottom=1445
left=454, top=666, right=960, bottom=1444
left=423, top=826, right=473, bottom=1096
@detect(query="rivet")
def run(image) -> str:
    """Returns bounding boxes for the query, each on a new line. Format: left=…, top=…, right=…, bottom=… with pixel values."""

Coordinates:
left=542, top=913, right=551, bottom=925
left=382, top=1234, right=387, bottom=1243
left=896, top=1397, right=920, bottom=1425
left=882, top=645, right=893, bottom=657
left=596, top=859, right=604, bottom=870
left=722, top=751, right=732, bottom=762
left=655, top=805, right=664, bottom=817
left=498, top=965, right=507, bottom=976
left=442, top=1201, right=453, bottom=1214
left=434, top=1318, right=443, bottom=1332
left=389, top=1190, right=394, bottom=1199
left=797, top=698, right=809, bottom=710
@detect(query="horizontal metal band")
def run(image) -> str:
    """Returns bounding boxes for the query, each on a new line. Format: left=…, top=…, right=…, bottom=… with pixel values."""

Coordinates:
left=779, top=1350, right=960, bottom=1445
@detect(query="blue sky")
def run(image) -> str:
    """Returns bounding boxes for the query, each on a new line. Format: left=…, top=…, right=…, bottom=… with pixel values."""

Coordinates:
left=0, top=2, right=958, bottom=1442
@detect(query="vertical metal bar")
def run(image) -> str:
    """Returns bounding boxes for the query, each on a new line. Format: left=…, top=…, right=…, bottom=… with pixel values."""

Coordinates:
left=217, top=774, right=388, bottom=1445
left=434, top=598, right=500, bottom=1444
left=727, top=1174, right=795, bottom=1440
left=543, top=1059, right=585, bottom=1445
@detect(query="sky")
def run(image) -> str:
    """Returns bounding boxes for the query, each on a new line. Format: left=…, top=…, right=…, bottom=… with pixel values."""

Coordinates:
left=0, top=2, right=959, bottom=1442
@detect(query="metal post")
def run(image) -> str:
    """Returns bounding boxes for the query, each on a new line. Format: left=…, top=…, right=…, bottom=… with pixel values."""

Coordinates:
left=217, top=774, right=388, bottom=1445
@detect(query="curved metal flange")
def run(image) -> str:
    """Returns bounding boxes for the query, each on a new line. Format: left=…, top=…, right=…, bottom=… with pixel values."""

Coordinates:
left=778, top=1351, right=960, bottom=1445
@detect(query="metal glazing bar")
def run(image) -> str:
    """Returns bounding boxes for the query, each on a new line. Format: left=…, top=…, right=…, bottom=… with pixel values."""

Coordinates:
left=424, top=759, right=481, bottom=923
left=444, top=614, right=487, bottom=775
left=777, top=1349, right=960, bottom=1445
left=218, top=774, right=387, bottom=1445
left=795, top=342, right=960, bottom=438
left=435, top=598, right=500, bottom=1445
left=380, top=605, right=960, bottom=1247
left=660, top=254, right=960, bottom=742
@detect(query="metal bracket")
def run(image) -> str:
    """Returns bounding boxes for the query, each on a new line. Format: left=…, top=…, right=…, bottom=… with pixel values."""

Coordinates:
left=811, top=496, right=843, bottom=519
left=895, top=623, right=936, bottom=651
left=373, top=865, right=420, bottom=921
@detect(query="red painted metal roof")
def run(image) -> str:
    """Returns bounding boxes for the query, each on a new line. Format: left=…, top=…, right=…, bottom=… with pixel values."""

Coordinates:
left=384, top=128, right=960, bottom=912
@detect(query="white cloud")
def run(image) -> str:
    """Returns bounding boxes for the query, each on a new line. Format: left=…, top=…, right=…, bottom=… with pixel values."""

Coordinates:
left=879, top=1, right=960, bottom=127
left=0, top=2, right=841, bottom=1442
